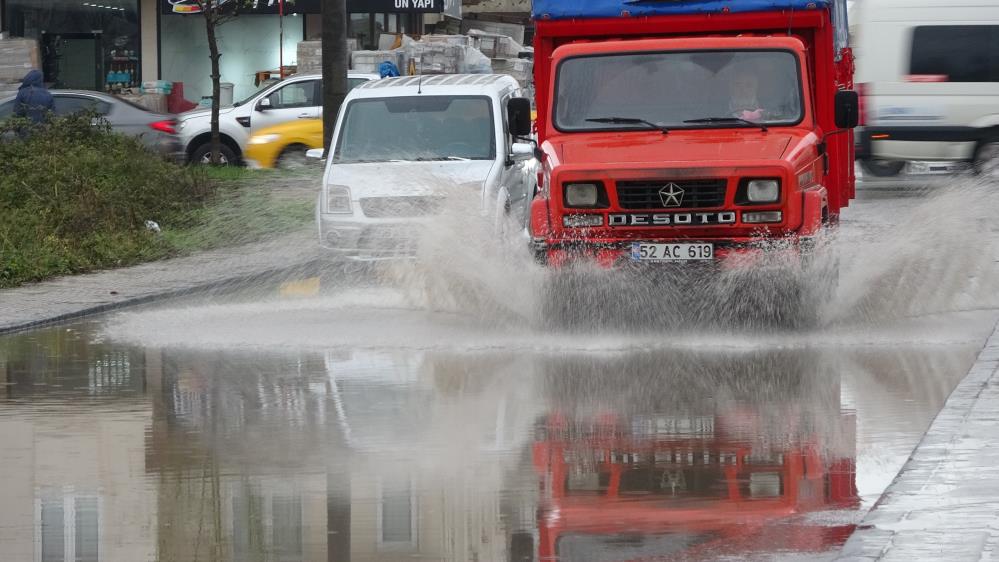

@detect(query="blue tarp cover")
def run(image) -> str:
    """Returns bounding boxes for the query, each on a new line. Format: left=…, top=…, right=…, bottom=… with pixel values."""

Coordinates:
left=533, top=0, right=831, bottom=20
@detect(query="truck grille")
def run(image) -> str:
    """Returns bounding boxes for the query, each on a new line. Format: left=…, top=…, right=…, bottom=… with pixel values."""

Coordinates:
left=360, top=196, right=444, bottom=218
left=616, top=179, right=727, bottom=210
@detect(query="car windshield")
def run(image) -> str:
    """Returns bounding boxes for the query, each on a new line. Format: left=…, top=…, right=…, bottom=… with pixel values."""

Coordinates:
left=233, top=82, right=280, bottom=107
left=334, top=95, right=495, bottom=163
left=555, top=50, right=804, bottom=131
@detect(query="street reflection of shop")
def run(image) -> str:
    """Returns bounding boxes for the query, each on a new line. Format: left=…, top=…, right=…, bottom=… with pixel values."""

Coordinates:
left=534, top=350, right=860, bottom=561
left=2, top=0, right=141, bottom=90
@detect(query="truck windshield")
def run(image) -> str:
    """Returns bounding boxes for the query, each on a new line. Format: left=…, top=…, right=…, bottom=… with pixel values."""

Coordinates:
left=555, top=50, right=804, bottom=131
left=334, top=95, right=495, bottom=163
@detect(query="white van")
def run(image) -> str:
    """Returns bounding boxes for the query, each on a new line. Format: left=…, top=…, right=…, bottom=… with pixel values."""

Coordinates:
left=855, top=0, right=999, bottom=176
left=317, top=74, right=537, bottom=261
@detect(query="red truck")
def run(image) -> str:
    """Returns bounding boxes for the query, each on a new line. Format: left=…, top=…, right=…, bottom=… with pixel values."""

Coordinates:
left=525, top=0, right=858, bottom=320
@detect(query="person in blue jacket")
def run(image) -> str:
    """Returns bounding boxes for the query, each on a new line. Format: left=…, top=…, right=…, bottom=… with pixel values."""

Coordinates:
left=14, top=70, right=54, bottom=124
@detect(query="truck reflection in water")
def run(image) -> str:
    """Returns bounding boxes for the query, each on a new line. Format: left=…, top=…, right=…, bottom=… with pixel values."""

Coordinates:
left=533, top=351, right=859, bottom=561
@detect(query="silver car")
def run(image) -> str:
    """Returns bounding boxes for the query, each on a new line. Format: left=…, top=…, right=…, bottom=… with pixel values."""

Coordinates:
left=0, top=90, right=183, bottom=159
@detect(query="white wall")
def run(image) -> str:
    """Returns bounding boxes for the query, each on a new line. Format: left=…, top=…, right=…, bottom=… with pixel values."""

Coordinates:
left=160, top=14, right=304, bottom=104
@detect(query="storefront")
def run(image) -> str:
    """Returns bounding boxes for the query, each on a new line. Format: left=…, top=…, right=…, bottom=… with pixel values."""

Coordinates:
left=158, top=0, right=312, bottom=105
left=1, top=0, right=143, bottom=91
left=0, top=0, right=458, bottom=99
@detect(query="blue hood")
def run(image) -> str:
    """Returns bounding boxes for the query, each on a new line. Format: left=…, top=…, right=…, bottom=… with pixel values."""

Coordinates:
left=19, top=69, right=44, bottom=90
left=533, top=0, right=831, bottom=20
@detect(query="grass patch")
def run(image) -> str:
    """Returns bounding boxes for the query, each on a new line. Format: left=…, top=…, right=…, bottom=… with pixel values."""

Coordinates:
left=162, top=185, right=312, bottom=253
left=0, top=114, right=313, bottom=288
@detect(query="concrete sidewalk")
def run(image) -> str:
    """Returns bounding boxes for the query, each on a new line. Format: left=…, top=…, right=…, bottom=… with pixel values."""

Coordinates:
left=0, top=229, right=318, bottom=335
left=838, top=320, right=999, bottom=561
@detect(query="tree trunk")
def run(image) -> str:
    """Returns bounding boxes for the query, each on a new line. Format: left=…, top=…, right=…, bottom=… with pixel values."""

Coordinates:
left=322, top=0, right=349, bottom=154
left=204, top=3, right=223, bottom=165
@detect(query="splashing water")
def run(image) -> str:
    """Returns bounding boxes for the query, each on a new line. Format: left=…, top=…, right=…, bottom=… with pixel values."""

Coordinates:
left=828, top=178, right=999, bottom=323
left=104, top=173, right=999, bottom=350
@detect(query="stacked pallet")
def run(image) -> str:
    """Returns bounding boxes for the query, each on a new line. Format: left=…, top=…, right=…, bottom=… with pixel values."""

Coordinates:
left=0, top=37, right=40, bottom=99
left=296, top=39, right=358, bottom=76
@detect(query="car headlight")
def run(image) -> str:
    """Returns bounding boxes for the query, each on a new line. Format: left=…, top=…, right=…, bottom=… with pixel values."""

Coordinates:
left=249, top=134, right=280, bottom=145
left=745, top=179, right=780, bottom=203
left=325, top=185, right=352, bottom=214
left=564, top=182, right=606, bottom=208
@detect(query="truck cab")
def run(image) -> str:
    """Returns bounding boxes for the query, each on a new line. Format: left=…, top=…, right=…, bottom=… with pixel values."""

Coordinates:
left=529, top=0, right=858, bottom=272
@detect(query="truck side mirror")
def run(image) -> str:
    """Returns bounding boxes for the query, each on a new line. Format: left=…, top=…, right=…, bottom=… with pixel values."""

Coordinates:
left=257, top=97, right=272, bottom=112
left=508, top=97, right=532, bottom=138
left=835, top=90, right=859, bottom=129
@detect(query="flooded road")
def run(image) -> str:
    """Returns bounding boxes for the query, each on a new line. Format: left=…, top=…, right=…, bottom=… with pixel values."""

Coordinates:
left=1, top=184, right=998, bottom=561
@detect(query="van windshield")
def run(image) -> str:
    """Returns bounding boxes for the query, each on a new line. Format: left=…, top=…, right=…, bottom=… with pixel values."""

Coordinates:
left=555, top=50, right=804, bottom=131
left=334, top=96, right=495, bottom=163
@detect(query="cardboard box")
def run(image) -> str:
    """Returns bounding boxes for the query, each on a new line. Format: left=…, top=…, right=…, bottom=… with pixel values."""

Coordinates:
left=491, top=57, right=533, bottom=87
left=351, top=50, right=404, bottom=74
left=0, top=38, right=40, bottom=82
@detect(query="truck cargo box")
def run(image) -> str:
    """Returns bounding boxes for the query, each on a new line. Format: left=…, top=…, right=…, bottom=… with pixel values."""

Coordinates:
left=533, top=0, right=830, bottom=19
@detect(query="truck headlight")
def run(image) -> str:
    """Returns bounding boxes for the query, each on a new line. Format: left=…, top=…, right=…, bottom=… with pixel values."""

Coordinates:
left=564, top=182, right=606, bottom=208
left=746, top=179, right=780, bottom=203
left=325, top=185, right=352, bottom=214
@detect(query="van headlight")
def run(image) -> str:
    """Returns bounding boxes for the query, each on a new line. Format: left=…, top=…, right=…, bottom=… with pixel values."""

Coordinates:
left=745, top=179, right=780, bottom=203
left=564, top=182, right=607, bottom=208
left=325, top=185, right=352, bottom=214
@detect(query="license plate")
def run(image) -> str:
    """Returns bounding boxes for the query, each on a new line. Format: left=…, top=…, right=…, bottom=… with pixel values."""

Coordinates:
left=631, top=242, right=714, bottom=262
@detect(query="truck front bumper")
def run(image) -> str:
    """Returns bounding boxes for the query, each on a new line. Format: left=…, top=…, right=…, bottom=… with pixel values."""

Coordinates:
left=533, top=237, right=808, bottom=270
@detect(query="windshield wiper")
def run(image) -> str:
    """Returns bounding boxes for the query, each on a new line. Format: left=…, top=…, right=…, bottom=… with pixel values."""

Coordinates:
left=683, top=117, right=768, bottom=132
left=585, top=117, right=669, bottom=134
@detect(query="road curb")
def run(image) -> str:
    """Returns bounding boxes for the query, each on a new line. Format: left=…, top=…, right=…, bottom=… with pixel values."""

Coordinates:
left=836, top=317, right=999, bottom=560
left=0, top=260, right=318, bottom=337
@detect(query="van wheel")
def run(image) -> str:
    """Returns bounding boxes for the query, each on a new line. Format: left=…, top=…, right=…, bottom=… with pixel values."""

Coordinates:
left=974, top=140, right=999, bottom=180
left=860, top=159, right=906, bottom=177
left=276, top=145, right=310, bottom=170
left=191, top=143, right=238, bottom=166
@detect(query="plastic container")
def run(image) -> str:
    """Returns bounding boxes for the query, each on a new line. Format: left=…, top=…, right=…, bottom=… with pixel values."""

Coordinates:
left=219, top=82, right=234, bottom=106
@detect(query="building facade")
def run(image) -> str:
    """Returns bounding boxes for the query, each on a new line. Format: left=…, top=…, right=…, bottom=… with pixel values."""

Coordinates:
left=0, top=0, right=468, bottom=103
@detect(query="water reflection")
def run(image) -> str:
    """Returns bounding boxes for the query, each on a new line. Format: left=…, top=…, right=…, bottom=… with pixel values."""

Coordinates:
left=534, top=352, right=857, bottom=561
left=0, top=325, right=977, bottom=561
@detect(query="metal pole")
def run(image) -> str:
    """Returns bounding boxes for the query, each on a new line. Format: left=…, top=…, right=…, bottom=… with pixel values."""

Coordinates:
left=279, top=0, right=285, bottom=78
left=322, top=0, right=348, bottom=153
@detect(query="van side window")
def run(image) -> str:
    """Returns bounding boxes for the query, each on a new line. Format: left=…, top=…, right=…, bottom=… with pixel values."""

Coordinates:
left=910, top=26, right=998, bottom=82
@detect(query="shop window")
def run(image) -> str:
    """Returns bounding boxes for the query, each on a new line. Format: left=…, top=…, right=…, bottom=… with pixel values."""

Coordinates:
left=4, top=0, right=140, bottom=91
left=350, top=13, right=373, bottom=50
left=267, top=82, right=318, bottom=109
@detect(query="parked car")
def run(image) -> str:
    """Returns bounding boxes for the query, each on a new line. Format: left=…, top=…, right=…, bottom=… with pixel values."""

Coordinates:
left=855, top=0, right=999, bottom=177
left=317, top=74, right=538, bottom=261
left=0, top=90, right=182, bottom=158
left=177, top=72, right=379, bottom=165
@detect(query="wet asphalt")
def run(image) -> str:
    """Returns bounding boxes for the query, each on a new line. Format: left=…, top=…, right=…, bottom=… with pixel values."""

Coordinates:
left=1, top=176, right=997, bottom=562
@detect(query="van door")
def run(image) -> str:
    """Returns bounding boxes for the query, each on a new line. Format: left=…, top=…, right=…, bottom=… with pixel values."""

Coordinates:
left=870, top=24, right=999, bottom=162
left=498, top=92, right=532, bottom=228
